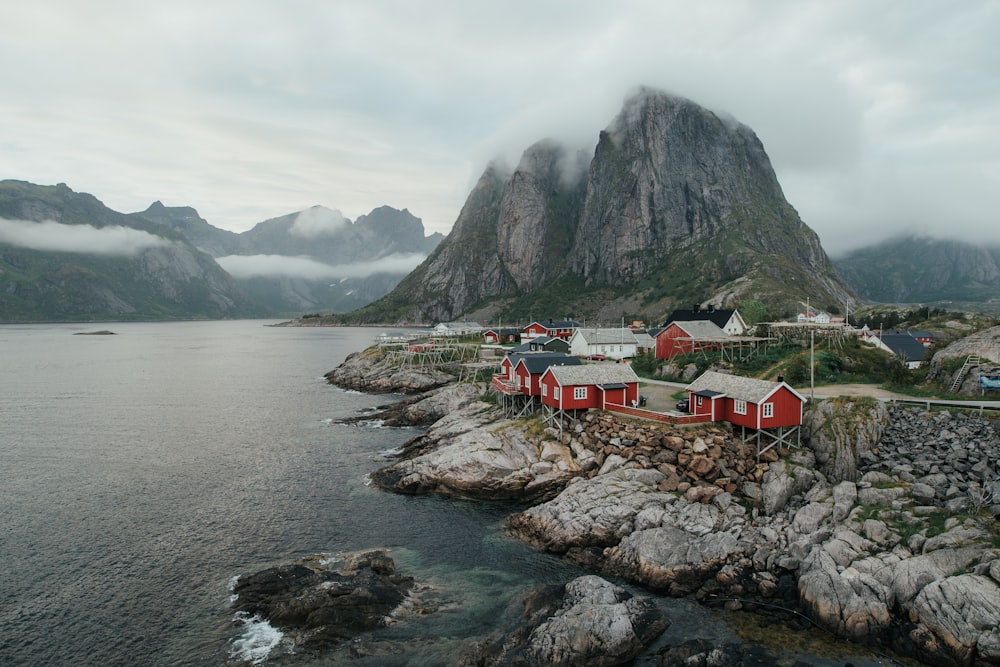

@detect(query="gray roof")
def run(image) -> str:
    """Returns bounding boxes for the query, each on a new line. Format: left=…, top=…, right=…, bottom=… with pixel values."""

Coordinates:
left=574, top=328, right=639, bottom=345
left=685, top=370, right=804, bottom=404
left=665, top=320, right=728, bottom=338
left=509, top=352, right=582, bottom=375
left=880, top=334, right=929, bottom=363
left=547, top=363, right=639, bottom=386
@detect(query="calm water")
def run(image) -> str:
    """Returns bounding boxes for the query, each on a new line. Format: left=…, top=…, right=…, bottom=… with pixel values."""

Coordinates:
left=0, top=321, right=884, bottom=666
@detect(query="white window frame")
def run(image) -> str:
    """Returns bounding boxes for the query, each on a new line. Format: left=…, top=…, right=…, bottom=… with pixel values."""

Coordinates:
left=696, top=395, right=703, bottom=407
left=574, top=386, right=588, bottom=400
left=553, top=386, right=560, bottom=400
left=542, top=383, right=547, bottom=397
left=762, top=402, right=774, bottom=418
left=734, top=399, right=747, bottom=415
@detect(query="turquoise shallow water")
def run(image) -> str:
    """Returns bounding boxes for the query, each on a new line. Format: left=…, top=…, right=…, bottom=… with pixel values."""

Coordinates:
left=0, top=321, right=889, bottom=666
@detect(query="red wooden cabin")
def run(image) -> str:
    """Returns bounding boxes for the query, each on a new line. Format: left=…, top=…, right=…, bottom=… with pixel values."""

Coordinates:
left=654, top=320, right=728, bottom=359
left=685, top=371, right=804, bottom=429
left=495, top=352, right=580, bottom=396
left=539, top=363, right=640, bottom=412
left=523, top=319, right=580, bottom=341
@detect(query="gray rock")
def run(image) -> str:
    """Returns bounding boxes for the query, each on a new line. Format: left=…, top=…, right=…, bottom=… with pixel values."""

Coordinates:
left=506, top=468, right=667, bottom=552
left=911, top=482, right=937, bottom=504
left=798, top=547, right=892, bottom=640
left=908, top=574, right=1000, bottom=666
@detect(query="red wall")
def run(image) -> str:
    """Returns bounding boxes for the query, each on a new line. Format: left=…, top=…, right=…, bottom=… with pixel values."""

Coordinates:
left=692, top=387, right=802, bottom=428
left=655, top=324, right=687, bottom=359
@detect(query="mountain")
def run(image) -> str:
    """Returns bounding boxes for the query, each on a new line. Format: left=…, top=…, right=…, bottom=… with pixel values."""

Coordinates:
left=349, top=88, right=853, bottom=325
left=139, top=202, right=443, bottom=315
left=0, top=181, right=263, bottom=322
left=833, top=235, right=1000, bottom=305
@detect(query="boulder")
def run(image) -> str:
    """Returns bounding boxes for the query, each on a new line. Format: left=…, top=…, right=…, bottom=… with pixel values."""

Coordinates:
left=506, top=468, right=667, bottom=553
left=465, top=575, right=670, bottom=667
left=797, top=547, right=892, bottom=641
left=908, top=574, right=1000, bottom=666
left=230, top=550, right=415, bottom=651
left=370, top=404, right=578, bottom=501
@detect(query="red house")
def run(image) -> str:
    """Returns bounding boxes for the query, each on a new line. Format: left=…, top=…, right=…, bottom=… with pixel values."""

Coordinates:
left=539, top=363, right=640, bottom=412
left=523, top=319, right=581, bottom=342
left=496, top=352, right=581, bottom=396
left=483, top=327, right=521, bottom=344
left=684, top=371, right=806, bottom=456
left=654, top=320, right=728, bottom=359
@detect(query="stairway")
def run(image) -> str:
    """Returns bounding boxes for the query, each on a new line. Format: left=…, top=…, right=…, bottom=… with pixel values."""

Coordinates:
left=950, top=354, right=982, bottom=393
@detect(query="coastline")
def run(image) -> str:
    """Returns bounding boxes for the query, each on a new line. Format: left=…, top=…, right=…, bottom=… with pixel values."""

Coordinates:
left=326, top=344, right=1000, bottom=667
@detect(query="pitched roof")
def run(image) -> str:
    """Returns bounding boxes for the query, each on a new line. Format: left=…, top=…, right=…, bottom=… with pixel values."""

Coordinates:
left=879, top=334, right=929, bottom=362
left=527, top=319, right=580, bottom=330
left=574, top=328, right=639, bottom=345
left=663, top=308, right=735, bottom=330
left=509, top=352, right=581, bottom=375
left=685, top=370, right=805, bottom=404
left=546, top=363, right=639, bottom=386
left=485, top=327, right=521, bottom=336
left=665, top=320, right=728, bottom=338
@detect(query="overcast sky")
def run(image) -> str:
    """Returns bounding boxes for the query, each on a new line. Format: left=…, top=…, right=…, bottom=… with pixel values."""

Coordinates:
left=2, top=1, right=997, bottom=256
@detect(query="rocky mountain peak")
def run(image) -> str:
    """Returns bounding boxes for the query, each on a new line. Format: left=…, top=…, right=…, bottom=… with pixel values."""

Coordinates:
left=350, top=87, right=852, bottom=324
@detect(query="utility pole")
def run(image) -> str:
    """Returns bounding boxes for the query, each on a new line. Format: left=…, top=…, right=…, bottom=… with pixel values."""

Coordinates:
left=810, top=329, right=815, bottom=402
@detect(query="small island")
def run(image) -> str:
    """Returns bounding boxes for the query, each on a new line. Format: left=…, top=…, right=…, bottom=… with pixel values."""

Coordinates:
left=73, top=330, right=116, bottom=335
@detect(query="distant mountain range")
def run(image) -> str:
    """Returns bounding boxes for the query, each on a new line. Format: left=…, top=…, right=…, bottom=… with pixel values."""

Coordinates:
left=347, top=88, right=854, bottom=325
left=138, top=201, right=442, bottom=314
left=833, top=235, right=1000, bottom=307
left=0, top=180, right=441, bottom=322
left=6, top=88, right=997, bottom=326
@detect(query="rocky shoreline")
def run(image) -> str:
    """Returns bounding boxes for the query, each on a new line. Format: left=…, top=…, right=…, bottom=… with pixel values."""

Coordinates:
left=325, top=348, right=1000, bottom=666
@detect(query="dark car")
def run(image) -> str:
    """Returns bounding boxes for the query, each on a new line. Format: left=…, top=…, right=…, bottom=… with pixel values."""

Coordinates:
left=675, top=398, right=690, bottom=412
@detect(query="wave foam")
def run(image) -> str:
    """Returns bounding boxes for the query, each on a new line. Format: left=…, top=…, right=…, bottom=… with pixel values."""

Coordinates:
left=230, top=611, right=284, bottom=665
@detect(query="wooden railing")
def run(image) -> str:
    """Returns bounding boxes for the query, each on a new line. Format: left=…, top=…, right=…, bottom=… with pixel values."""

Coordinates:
left=490, top=375, right=518, bottom=395
left=605, top=403, right=711, bottom=425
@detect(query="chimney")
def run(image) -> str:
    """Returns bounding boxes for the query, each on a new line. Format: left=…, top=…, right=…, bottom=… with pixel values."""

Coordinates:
left=692, top=304, right=700, bottom=313
left=777, top=374, right=784, bottom=383
left=707, top=304, right=715, bottom=313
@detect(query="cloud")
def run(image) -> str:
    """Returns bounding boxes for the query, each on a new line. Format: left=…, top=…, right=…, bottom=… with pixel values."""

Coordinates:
left=216, top=253, right=426, bottom=280
left=289, top=206, right=348, bottom=237
left=0, top=218, right=175, bottom=256
left=1, top=0, right=998, bottom=256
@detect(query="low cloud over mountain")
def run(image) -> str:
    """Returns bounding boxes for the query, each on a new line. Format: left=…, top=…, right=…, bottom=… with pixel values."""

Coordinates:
left=216, top=252, right=428, bottom=280
left=0, top=218, right=175, bottom=256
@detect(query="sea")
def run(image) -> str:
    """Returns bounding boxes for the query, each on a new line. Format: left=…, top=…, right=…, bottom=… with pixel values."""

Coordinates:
left=0, top=320, right=893, bottom=666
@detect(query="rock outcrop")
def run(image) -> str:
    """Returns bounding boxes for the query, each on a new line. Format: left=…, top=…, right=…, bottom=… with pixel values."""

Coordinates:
left=463, top=575, right=670, bottom=667
left=230, top=550, right=416, bottom=653
left=927, top=324, right=1000, bottom=395
left=325, top=346, right=453, bottom=394
left=802, top=397, right=890, bottom=481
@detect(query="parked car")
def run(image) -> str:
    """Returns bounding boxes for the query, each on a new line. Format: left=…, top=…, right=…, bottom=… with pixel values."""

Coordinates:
left=675, top=398, right=690, bottom=412
left=586, top=354, right=606, bottom=361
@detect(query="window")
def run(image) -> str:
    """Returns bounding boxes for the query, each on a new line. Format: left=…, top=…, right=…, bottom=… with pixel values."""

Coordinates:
left=574, top=386, right=588, bottom=400
left=734, top=399, right=747, bottom=415
left=762, top=402, right=774, bottom=418
left=553, top=386, right=560, bottom=400
left=542, top=384, right=547, bottom=397
left=696, top=396, right=703, bottom=407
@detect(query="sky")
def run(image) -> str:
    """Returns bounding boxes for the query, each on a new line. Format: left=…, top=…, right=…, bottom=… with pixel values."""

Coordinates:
left=2, top=1, right=998, bottom=257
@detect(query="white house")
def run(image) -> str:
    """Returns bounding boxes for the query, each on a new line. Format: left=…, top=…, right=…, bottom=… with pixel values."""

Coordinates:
left=433, top=321, right=483, bottom=336
left=568, top=328, right=639, bottom=360
left=797, top=311, right=832, bottom=324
